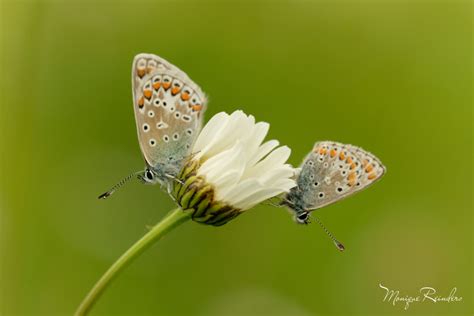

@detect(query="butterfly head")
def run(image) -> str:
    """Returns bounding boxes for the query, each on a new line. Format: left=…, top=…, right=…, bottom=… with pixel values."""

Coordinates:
left=138, top=167, right=161, bottom=185
left=294, top=211, right=310, bottom=225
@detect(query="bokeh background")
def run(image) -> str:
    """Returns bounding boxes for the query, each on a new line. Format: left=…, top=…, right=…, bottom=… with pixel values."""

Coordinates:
left=1, top=0, right=472, bottom=315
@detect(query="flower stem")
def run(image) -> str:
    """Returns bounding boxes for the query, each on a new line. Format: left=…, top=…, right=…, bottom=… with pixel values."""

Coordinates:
left=75, top=208, right=191, bottom=316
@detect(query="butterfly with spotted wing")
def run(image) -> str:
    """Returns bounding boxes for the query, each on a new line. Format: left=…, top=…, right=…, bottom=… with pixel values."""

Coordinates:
left=281, top=141, right=386, bottom=250
left=99, top=53, right=207, bottom=199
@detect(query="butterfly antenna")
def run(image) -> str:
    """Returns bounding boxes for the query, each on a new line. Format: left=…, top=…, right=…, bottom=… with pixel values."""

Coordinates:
left=98, top=172, right=141, bottom=200
left=310, top=215, right=345, bottom=251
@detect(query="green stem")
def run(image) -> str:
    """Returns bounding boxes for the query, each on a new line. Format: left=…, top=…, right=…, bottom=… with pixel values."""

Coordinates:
left=75, top=208, right=191, bottom=316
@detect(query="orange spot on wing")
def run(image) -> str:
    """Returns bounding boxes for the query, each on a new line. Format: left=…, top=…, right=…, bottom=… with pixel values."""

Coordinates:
left=181, top=92, right=190, bottom=101
left=347, top=172, right=357, bottom=186
left=192, top=104, right=202, bottom=111
left=362, top=159, right=369, bottom=167
left=162, top=82, right=171, bottom=90
left=368, top=173, right=377, bottom=180
left=171, top=87, right=181, bottom=95
left=365, top=164, right=374, bottom=173
left=143, top=89, right=152, bottom=99
left=137, top=69, right=146, bottom=78
left=153, top=82, right=161, bottom=90
left=330, top=149, right=337, bottom=157
left=339, top=152, right=345, bottom=160
left=346, top=157, right=353, bottom=165
left=138, top=96, right=144, bottom=108
left=350, top=163, right=356, bottom=170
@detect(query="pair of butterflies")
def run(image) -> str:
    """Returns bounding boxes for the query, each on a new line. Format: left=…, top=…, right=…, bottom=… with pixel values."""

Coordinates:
left=100, top=53, right=386, bottom=250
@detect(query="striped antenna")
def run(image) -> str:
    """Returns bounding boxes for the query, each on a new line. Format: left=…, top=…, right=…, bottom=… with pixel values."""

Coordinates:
left=311, top=215, right=345, bottom=251
left=98, top=172, right=142, bottom=199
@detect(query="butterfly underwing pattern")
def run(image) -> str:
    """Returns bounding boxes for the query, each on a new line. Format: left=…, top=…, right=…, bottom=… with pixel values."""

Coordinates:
left=132, top=53, right=207, bottom=185
left=98, top=54, right=207, bottom=199
left=282, top=141, right=386, bottom=224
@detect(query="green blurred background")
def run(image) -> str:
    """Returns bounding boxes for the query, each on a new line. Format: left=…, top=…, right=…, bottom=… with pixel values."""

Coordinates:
left=1, top=0, right=472, bottom=315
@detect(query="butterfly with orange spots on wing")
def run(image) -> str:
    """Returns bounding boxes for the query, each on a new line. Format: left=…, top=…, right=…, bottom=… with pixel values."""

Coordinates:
left=99, top=53, right=207, bottom=199
left=281, top=141, right=386, bottom=250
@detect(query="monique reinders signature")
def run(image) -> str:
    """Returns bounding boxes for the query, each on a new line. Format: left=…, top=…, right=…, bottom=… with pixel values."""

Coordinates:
left=379, top=283, right=463, bottom=310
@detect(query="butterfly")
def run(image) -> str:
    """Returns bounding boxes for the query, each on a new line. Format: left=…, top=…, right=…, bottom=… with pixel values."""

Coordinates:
left=281, top=141, right=386, bottom=250
left=99, top=53, right=207, bottom=199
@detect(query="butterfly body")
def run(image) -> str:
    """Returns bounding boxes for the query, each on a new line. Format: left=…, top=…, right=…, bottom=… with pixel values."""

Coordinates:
left=284, top=141, right=386, bottom=224
left=131, top=53, right=207, bottom=185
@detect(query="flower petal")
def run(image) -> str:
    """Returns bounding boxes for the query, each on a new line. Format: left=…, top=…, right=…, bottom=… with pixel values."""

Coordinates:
left=193, top=111, right=296, bottom=211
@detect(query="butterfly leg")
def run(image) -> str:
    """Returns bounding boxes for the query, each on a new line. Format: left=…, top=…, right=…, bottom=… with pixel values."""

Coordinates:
left=164, top=173, right=184, bottom=185
left=263, top=197, right=285, bottom=208
left=164, top=181, right=181, bottom=207
left=186, top=150, right=201, bottom=161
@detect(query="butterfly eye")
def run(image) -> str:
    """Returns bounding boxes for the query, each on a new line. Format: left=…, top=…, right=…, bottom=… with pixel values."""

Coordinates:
left=296, top=212, right=309, bottom=224
left=145, top=170, right=154, bottom=180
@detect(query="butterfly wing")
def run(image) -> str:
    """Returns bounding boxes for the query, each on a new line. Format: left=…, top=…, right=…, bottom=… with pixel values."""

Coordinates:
left=131, top=53, right=207, bottom=179
left=286, top=141, right=385, bottom=212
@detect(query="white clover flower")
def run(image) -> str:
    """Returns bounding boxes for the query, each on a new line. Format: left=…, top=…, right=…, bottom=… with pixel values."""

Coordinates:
left=173, top=110, right=296, bottom=226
